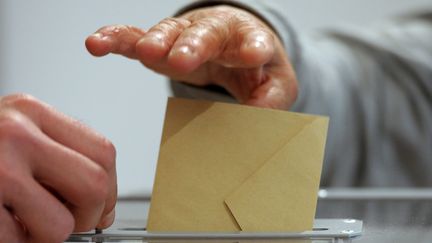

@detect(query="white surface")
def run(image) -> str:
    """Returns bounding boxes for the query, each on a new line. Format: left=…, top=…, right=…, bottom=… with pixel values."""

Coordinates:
left=0, top=0, right=430, bottom=197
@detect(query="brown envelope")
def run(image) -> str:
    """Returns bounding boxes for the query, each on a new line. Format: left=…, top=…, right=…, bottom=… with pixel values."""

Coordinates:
left=147, top=97, right=329, bottom=232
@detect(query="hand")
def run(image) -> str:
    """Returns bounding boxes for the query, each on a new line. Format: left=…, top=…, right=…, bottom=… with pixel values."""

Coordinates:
left=85, top=5, right=298, bottom=109
left=0, top=94, right=117, bottom=243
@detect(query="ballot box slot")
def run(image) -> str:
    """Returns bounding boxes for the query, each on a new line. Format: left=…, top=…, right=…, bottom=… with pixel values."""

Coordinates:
left=118, top=227, right=147, bottom=231
left=68, top=219, right=362, bottom=242
left=118, top=227, right=328, bottom=232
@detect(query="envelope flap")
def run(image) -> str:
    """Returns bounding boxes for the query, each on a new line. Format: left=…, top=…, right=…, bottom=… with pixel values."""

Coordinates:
left=160, top=97, right=212, bottom=145
left=225, top=117, right=329, bottom=232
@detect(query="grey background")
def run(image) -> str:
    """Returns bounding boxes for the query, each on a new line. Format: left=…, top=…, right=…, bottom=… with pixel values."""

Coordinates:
left=1, top=0, right=431, bottom=197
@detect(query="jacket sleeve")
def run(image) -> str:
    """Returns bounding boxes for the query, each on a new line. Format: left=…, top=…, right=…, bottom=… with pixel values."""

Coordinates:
left=171, top=1, right=432, bottom=187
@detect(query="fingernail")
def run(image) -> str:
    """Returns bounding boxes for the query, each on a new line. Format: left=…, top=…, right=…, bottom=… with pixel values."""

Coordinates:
left=152, top=32, right=164, bottom=42
left=97, top=210, right=115, bottom=229
left=92, top=32, right=110, bottom=42
left=168, top=43, right=200, bottom=71
left=91, top=33, right=103, bottom=39
left=170, top=45, right=195, bottom=57
left=247, top=40, right=265, bottom=49
left=246, top=35, right=267, bottom=49
left=138, top=32, right=164, bottom=45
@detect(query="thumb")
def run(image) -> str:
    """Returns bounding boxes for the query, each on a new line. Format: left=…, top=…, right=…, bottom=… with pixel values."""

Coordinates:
left=244, top=67, right=298, bottom=110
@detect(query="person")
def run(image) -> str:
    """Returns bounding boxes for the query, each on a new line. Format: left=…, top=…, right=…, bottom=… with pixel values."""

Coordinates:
left=86, top=1, right=432, bottom=187
left=1, top=0, right=431, bottom=242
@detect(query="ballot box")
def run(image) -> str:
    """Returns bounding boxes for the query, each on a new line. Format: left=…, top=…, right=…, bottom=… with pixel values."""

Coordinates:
left=68, top=217, right=361, bottom=243
left=67, top=218, right=361, bottom=243
left=68, top=193, right=362, bottom=242
left=67, top=188, right=432, bottom=243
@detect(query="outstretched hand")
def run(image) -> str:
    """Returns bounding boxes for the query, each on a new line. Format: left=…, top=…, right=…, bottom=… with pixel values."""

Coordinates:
left=86, top=5, right=298, bottom=109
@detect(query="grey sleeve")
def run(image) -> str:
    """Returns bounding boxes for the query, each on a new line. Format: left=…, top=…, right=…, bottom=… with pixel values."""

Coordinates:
left=171, top=2, right=432, bottom=187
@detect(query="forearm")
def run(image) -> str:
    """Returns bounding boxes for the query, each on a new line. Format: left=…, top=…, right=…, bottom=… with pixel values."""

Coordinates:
left=171, top=1, right=432, bottom=187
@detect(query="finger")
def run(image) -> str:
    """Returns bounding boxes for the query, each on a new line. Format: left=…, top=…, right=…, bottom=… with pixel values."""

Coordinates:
left=96, top=208, right=115, bottom=229
left=136, top=17, right=191, bottom=65
left=86, top=25, right=145, bottom=58
left=237, top=28, right=275, bottom=67
left=211, top=21, right=275, bottom=69
left=244, top=67, right=298, bottom=110
left=1, top=94, right=116, bottom=170
left=33, top=128, right=110, bottom=232
left=37, top=101, right=118, bottom=228
left=36, top=100, right=118, bottom=227
left=0, top=207, right=27, bottom=243
left=167, top=16, right=274, bottom=73
left=96, top=165, right=117, bottom=229
left=3, top=171, right=74, bottom=242
left=166, top=16, right=230, bottom=73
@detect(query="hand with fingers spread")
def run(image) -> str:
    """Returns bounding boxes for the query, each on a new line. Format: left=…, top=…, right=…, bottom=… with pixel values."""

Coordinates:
left=86, top=5, right=298, bottom=109
left=0, top=94, right=117, bottom=243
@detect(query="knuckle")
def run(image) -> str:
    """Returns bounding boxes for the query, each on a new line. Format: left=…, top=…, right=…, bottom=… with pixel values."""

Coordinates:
left=0, top=166, right=19, bottom=192
left=216, top=7, right=274, bottom=41
left=86, top=166, right=109, bottom=204
left=47, top=213, right=74, bottom=243
left=104, top=196, right=117, bottom=215
left=236, top=16, right=269, bottom=36
left=288, top=75, right=299, bottom=104
left=0, top=170, right=29, bottom=206
left=192, top=17, right=229, bottom=41
left=1, top=93, right=38, bottom=108
left=0, top=93, right=42, bottom=115
left=197, top=6, right=233, bottom=19
left=74, top=220, right=96, bottom=233
left=0, top=214, right=27, bottom=242
left=0, top=124, right=30, bottom=194
left=99, top=139, right=116, bottom=172
left=155, top=17, right=190, bottom=34
left=173, top=17, right=229, bottom=59
left=98, top=24, right=128, bottom=35
left=0, top=111, right=30, bottom=144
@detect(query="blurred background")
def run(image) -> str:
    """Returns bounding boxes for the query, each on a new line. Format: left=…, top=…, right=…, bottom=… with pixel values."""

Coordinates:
left=1, top=0, right=431, bottom=197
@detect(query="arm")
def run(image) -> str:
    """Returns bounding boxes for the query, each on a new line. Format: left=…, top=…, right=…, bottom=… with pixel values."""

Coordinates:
left=86, top=2, right=432, bottom=187
left=294, top=13, right=432, bottom=187
left=172, top=2, right=432, bottom=187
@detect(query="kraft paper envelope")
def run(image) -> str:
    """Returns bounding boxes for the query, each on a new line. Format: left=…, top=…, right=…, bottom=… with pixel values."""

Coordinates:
left=147, top=97, right=329, bottom=232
